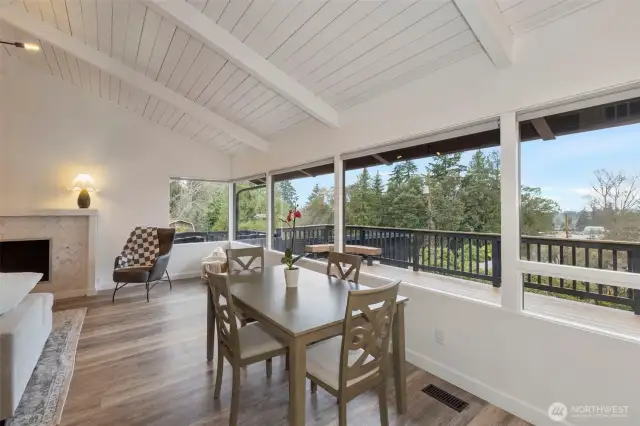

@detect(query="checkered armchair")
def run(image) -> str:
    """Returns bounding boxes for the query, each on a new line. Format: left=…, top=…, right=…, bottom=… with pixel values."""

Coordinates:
left=112, top=227, right=176, bottom=302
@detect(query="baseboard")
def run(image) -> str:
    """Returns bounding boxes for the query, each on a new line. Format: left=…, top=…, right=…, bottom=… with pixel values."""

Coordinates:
left=405, top=348, right=572, bottom=426
left=169, top=271, right=202, bottom=280
left=51, top=289, right=88, bottom=300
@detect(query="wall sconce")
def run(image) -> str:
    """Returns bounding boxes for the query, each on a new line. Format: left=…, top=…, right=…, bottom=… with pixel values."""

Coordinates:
left=72, top=174, right=95, bottom=209
left=0, top=40, right=40, bottom=51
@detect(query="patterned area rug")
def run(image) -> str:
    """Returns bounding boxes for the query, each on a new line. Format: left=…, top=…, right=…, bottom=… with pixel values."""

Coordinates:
left=7, top=308, right=86, bottom=426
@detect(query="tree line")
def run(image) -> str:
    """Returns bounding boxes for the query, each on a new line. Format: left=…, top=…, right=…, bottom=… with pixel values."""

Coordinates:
left=170, top=152, right=640, bottom=242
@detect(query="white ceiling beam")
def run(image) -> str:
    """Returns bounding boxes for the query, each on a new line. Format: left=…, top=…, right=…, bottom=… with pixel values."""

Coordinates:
left=453, top=0, right=513, bottom=68
left=144, top=0, right=340, bottom=128
left=0, top=5, right=269, bottom=152
left=531, top=117, right=556, bottom=141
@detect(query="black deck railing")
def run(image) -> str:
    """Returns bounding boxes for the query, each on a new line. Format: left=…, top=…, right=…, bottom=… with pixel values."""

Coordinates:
left=176, top=225, right=640, bottom=313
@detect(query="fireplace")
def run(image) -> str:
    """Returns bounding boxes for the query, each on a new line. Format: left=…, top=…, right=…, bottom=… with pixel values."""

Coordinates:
left=0, top=239, right=51, bottom=282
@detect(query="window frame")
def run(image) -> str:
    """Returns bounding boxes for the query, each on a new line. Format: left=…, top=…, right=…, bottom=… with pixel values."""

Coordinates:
left=268, top=159, right=336, bottom=254
left=231, top=174, right=267, bottom=246
left=513, top=89, right=640, bottom=313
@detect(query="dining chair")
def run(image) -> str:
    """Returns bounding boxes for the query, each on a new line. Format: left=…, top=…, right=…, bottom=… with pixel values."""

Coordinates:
left=226, top=246, right=264, bottom=326
left=327, top=252, right=362, bottom=283
left=226, top=246, right=265, bottom=276
left=306, top=280, right=401, bottom=426
left=208, top=272, right=287, bottom=426
left=286, top=251, right=363, bottom=370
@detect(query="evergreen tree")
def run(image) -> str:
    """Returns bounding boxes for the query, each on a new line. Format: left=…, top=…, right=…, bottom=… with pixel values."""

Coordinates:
left=371, top=171, right=385, bottom=226
left=301, top=184, right=333, bottom=225
left=276, top=180, right=298, bottom=207
left=424, top=154, right=465, bottom=231
left=460, top=151, right=501, bottom=233
left=388, top=161, right=418, bottom=186
left=346, top=168, right=373, bottom=225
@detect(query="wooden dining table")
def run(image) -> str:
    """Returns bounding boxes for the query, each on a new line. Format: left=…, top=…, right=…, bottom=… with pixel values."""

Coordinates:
left=206, top=265, right=409, bottom=426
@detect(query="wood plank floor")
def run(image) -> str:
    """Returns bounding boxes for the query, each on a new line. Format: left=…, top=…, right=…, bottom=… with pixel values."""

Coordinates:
left=54, top=279, right=529, bottom=426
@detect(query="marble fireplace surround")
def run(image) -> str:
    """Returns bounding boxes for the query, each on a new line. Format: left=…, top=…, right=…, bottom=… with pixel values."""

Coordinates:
left=0, top=210, right=98, bottom=299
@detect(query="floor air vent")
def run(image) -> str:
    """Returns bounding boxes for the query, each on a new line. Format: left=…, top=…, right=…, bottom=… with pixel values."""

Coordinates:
left=422, top=384, right=469, bottom=412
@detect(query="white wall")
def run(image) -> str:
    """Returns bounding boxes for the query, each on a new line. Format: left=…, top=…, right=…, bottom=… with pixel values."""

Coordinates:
left=231, top=0, right=640, bottom=177
left=0, top=61, right=231, bottom=290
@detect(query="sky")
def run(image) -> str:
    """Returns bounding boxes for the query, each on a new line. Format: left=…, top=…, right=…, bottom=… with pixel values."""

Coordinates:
left=284, top=123, right=640, bottom=212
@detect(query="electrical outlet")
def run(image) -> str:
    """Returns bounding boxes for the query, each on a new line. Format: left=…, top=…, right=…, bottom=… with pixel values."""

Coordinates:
left=434, top=328, right=445, bottom=345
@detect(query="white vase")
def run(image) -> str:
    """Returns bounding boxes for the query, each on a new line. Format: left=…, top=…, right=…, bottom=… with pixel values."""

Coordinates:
left=284, top=268, right=300, bottom=288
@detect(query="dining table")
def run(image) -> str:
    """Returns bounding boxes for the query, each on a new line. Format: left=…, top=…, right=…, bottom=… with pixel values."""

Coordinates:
left=206, top=265, right=409, bottom=426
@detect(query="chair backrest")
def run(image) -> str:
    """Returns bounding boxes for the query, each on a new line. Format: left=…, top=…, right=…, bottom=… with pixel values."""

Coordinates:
left=208, top=273, right=240, bottom=360
left=327, top=252, right=361, bottom=283
left=226, top=246, right=265, bottom=275
left=339, top=280, right=400, bottom=390
left=157, top=228, right=176, bottom=256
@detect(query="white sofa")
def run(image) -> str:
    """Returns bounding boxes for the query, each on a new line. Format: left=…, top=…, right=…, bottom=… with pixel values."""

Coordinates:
left=0, top=293, right=53, bottom=423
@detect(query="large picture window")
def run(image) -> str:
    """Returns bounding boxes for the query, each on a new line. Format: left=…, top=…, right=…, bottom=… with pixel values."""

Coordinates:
left=343, top=127, right=505, bottom=288
left=271, top=162, right=334, bottom=254
left=519, top=97, right=640, bottom=317
left=235, top=177, right=267, bottom=247
left=169, top=178, right=229, bottom=244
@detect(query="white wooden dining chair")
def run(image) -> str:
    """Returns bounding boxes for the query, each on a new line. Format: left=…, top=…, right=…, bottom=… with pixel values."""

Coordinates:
left=306, top=280, right=401, bottom=426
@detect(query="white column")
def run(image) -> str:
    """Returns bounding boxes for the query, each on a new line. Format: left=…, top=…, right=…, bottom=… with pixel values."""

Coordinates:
left=334, top=155, right=344, bottom=252
left=228, top=183, right=236, bottom=241
left=266, top=174, right=273, bottom=251
left=500, top=111, right=523, bottom=312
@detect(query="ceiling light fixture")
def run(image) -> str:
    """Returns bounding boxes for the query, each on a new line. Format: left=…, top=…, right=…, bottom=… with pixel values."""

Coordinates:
left=0, top=40, right=40, bottom=52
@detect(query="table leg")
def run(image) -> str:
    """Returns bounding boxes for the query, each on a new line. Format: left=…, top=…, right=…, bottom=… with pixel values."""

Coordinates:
left=207, top=284, right=214, bottom=362
left=289, top=338, right=307, bottom=425
left=392, top=303, right=407, bottom=414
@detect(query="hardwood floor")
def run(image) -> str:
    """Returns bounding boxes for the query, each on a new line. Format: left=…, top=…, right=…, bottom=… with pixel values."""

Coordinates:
left=54, top=279, right=529, bottom=426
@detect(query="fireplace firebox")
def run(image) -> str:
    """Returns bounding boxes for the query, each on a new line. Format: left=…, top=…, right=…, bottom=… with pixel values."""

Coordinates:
left=0, top=239, right=51, bottom=282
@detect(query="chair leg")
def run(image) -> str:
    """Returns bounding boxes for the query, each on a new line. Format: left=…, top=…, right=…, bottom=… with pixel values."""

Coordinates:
left=378, top=381, right=389, bottom=426
left=310, top=380, right=317, bottom=394
left=146, top=281, right=150, bottom=302
left=112, top=282, right=119, bottom=303
left=214, top=345, right=224, bottom=399
left=230, top=367, right=241, bottom=426
left=165, top=271, right=173, bottom=290
left=266, top=358, right=272, bottom=378
left=338, top=399, right=347, bottom=426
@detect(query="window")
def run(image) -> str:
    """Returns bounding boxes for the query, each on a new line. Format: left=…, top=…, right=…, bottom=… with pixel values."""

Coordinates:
left=343, top=126, right=502, bottom=288
left=235, top=177, right=267, bottom=247
left=519, top=96, right=640, bottom=324
left=169, top=178, right=228, bottom=244
left=271, top=162, right=334, bottom=254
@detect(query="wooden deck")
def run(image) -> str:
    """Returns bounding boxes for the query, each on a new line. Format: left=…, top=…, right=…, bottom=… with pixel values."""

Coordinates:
left=359, top=262, right=640, bottom=341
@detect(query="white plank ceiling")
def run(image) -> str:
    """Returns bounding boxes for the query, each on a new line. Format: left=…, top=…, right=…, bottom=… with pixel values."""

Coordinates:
left=496, top=0, right=602, bottom=34
left=1, top=0, right=602, bottom=154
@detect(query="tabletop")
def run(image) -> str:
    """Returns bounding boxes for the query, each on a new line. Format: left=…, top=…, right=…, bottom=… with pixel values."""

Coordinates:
left=229, top=265, right=408, bottom=338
